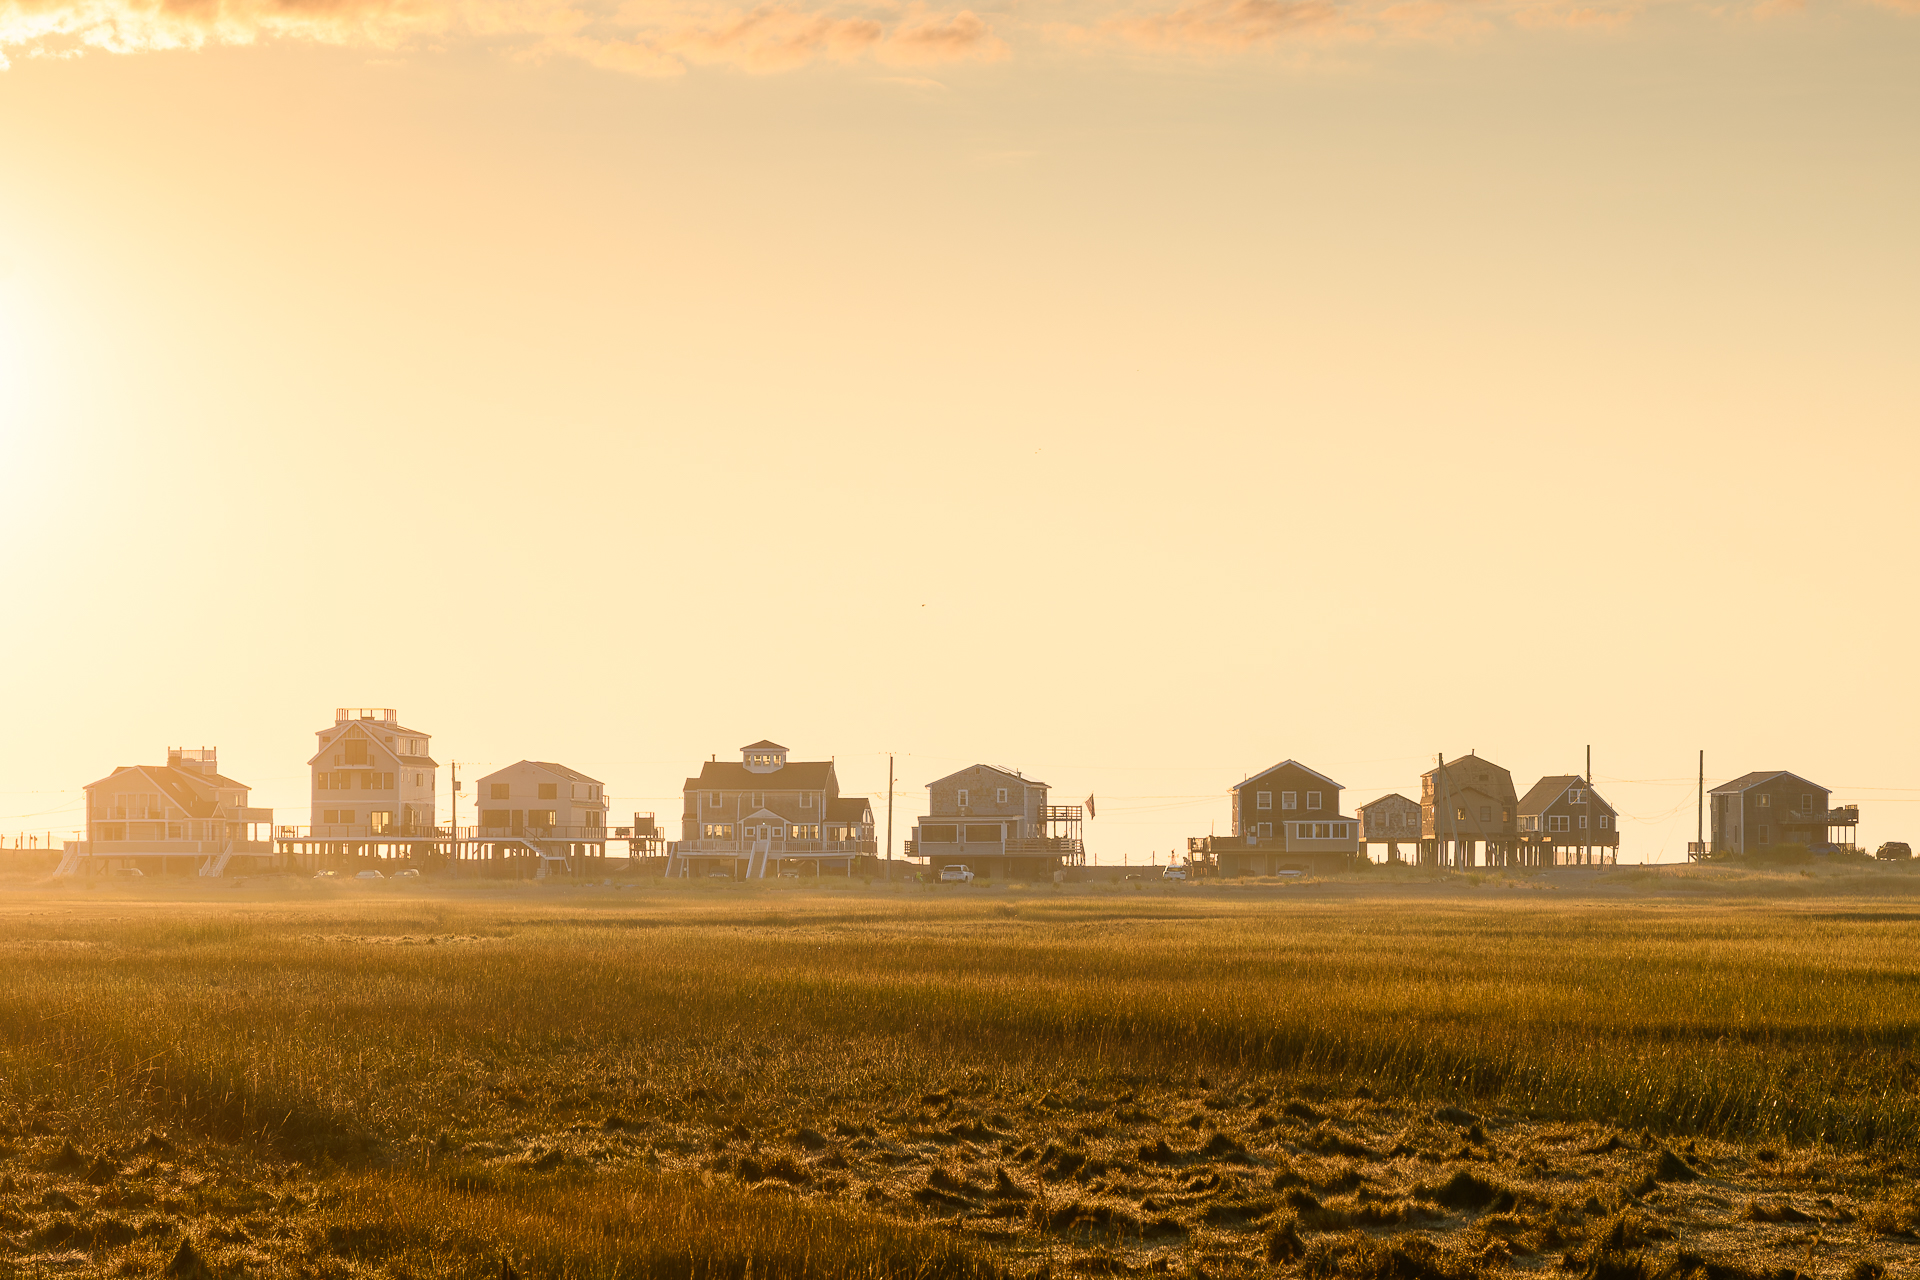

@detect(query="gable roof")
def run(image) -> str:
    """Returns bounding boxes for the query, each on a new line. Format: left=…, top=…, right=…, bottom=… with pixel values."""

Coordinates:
left=1358, top=792, right=1417, bottom=811
left=686, top=760, right=837, bottom=791
left=1709, top=770, right=1827, bottom=796
left=1517, top=776, right=1617, bottom=816
left=475, top=760, right=601, bottom=786
left=1233, top=759, right=1344, bottom=792
left=530, top=761, right=601, bottom=785
left=84, top=762, right=243, bottom=820
left=827, top=796, right=872, bottom=822
left=1421, top=752, right=1513, bottom=780
left=741, top=740, right=789, bottom=751
left=926, top=763, right=1049, bottom=790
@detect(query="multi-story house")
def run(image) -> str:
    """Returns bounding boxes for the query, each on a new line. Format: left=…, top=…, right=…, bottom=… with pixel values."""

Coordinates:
left=1709, top=771, right=1857, bottom=855
left=67, top=747, right=273, bottom=877
left=306, top=708, right=437, bottom=839
left=1357, top=793, right=1422, bottom=862
left=1420, top=752, right=1518, bottom=867
left=1516, top=775, right=1620, bottom=865
left=473, top=760, right=606, bottom=844
left=908, top=764, right=1084, bottom=881
left=1189, top=759, right=1358, bottom=877
left=669, top=740, right=875, bottom=878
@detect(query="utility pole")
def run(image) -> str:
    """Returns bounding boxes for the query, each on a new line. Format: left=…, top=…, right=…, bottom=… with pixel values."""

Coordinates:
left=1697, top=749, right=1704, bottom=862
left=1439, top=751, right=1460, bottom=871
left=885, top=754, right=895, bottom=881
left=450, top=762, right=461, bottom=871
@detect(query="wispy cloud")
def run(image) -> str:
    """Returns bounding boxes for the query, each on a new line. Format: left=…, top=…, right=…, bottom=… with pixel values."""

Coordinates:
left=0, top=0, right=1004, bottom=70
left=0, top=0, right=1910, bottom=72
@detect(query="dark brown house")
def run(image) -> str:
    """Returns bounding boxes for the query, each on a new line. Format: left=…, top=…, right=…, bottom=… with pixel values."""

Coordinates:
left=1420, top=752, right=1518, bottom=867
left=1190, top=759, right=1357, bottom=877
left=1516, top=775, right=1619, bottom=865
left=1709, top=772, right=1858, bottom=855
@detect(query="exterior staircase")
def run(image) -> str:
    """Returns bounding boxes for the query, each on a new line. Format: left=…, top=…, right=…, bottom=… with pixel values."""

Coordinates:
left=746, top=839, right=773, bottom=878
left=198, top=842, right=235, bottom=878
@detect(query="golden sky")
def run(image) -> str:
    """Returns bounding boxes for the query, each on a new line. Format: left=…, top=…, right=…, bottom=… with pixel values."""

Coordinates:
left=1, top=0, right=1916, bottom=860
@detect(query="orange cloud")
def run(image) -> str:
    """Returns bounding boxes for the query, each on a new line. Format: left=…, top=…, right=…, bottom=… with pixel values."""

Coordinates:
left=0, top=0, right=1002, bottom=70
left=1107, top=0, right=1338, bottom=46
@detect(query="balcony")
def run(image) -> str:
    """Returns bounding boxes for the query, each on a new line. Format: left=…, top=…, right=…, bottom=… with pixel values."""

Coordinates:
left=670, top=838, right=876, bottom=857
left=278, top=824, right=448, bottom=840
left=1785, top=806, right=1858, bottom=827
left=70, top=840, right=273, bottom=856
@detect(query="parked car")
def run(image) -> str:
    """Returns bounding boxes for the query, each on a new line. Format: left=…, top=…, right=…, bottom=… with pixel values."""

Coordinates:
left=1878, top=841, right=1913, bottom=861
left=313, top=870, right=338, bottom=879
left=940, top=864, right=976, bottom=884
left=355, top=870, right=385, bottom=881
left=1163, top=865, right=1188, bottom=881
left=109, top=867, right=144, bottom=879
left=394, top=868, right=421, bottom=879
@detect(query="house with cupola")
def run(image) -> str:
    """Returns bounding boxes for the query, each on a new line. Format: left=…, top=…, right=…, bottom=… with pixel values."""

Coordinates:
left=669, top=740, right=874, bottom=879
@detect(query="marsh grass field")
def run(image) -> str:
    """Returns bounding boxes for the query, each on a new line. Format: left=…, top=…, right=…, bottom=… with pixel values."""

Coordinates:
left=2, top=865, right=1919, bottom=1280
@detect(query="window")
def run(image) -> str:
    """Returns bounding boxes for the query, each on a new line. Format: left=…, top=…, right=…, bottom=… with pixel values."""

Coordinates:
left=317, top=773, right=330, bottom=790
left=1521, top=816, right=1536, bottom=831
left=964, top=825, right=999, bottom=842
left=1456, top=807, right=1468, bottom=821
left=1256, top=821, right=1272, bottom=838
left=586, top=810, right=603, bottom=827
left=1307, top=791, right=1322, bottom=811
left=958, top=789, right=969, bottom=807
left=539, top=783, right=558, bottom=800
left=703, top=823, right=733, bottom=838
left=1548, top=815, right=1570, bottom=832
left=802, top=793, right=814, bottom=808
left=1757, top=793, right=1770, bottom=808
left=1315, top=822, right=1331, bottom=839
left=920, top=825, right=958, bottom=843
left=414, top=773, right=422, bottom=787
left=528, top=810, right=556, bottom=827
left=1282, top=792, right=1297, bottom=810
left=1578, top=815, right=1589, bottom=829
left=1257, top=791, right=1272, bottom=810
left=709, top=792, right=721, bottom=807
left=1801, top=794, right=1814, bottom=811
left=1569, top=788, right=1587, bottom=804
left=370, top=811, right=393, bottom=833
left=1479, top=806, right=1491, bottom=822
left=482, top=810, right=510, bottom=826
left=996, top=788, right=1008, bottom=804
left=491, top=783, right=509, bottom=800
left=1600, top=815, right=1610, bottom=829
left=1334, top=823, right=1349, bottom=839
left=337, top=809, right=354, bottom=824
left=332, top=771, right=349, bottom=790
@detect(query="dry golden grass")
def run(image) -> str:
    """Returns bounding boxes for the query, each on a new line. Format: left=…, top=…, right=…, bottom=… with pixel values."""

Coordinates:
left=0, top=869, right=1915, bottom=1278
